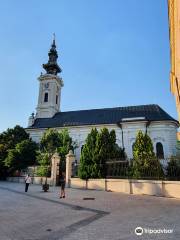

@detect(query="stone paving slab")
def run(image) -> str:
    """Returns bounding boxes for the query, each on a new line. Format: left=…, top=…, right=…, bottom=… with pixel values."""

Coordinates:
left=0, top=182, right=180, bottom=240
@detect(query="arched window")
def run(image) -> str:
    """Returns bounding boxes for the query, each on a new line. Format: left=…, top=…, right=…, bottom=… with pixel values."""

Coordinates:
left=156, top=142, right=164, bottom=159
left=44, top=92, right=48, bottom=102
left=56, top=95, right=58, bottom=104
left=132, top=142, right=135, bottom=153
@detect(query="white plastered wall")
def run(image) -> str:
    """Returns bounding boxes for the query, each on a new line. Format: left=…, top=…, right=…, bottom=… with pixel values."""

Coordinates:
left=26, top=121, right=177, bottom=160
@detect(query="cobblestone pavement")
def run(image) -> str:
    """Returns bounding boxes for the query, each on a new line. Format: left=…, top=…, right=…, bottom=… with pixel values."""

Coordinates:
left=0, top=182, right=180, bottom=240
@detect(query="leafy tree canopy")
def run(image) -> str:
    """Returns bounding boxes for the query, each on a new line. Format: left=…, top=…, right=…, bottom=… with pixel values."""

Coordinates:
left=57, top=129, right=77, bottom=161
left=0, top=125, right=29, bottom=160
left=4, top=139, right=38, bottom=172
left=0, top=125, right=30, bottom=178
left=40, top=129, right=61, bottom=154
left=38, top=128, right=76, bottom=175
left=36, top=152, right=51, bottom=177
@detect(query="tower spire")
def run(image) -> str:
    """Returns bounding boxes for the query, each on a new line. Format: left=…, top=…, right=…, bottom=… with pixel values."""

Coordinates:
left=43, top=35, right=62, bottom=75
left=53, top=32, right=56, bottom=45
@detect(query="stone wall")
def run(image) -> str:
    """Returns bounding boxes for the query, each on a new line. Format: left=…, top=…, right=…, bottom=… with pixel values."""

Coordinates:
left=70, top=178, right=180, bottom=199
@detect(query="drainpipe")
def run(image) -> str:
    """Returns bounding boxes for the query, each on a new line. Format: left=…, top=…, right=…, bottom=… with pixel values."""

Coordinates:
left=117, top=122, right=125, bottom=151
left=145, top=120, right=151, bottom=134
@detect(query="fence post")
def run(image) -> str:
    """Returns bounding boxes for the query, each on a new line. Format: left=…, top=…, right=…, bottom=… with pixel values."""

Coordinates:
left=51, top=152, right=60, bottom=186
left=162, top=180, right=165, bottom=197
left=66, top=150, right=75, bottom=188
left=129, top=179, right=133, bottom=194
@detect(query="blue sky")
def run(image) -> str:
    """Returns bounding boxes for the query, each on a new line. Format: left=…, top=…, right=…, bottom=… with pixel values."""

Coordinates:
left=0, top=0, right=177, bottom=133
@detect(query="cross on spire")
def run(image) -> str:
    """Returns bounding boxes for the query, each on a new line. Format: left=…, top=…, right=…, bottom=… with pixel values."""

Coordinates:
left=52, top=33, right=56, bottom=46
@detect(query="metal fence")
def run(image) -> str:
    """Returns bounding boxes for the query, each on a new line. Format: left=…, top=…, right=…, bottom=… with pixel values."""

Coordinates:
left=71, top=158, right=180, bottom=181
left=106, top=161, right=130, bottom=178
left=18, top=166, right=51, bottom=178
left=72, top=161, right=79, bottom=177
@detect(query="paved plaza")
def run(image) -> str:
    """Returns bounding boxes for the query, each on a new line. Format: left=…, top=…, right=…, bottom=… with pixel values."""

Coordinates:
left=0, top=182, right=180, bottom=240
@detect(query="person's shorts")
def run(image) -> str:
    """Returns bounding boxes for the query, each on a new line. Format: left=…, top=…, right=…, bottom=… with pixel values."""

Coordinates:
left=61, top=183, right=65, bottom=190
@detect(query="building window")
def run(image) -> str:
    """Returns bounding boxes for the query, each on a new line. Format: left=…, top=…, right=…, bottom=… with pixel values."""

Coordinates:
left=44, top=92, right=48, bottom=102
left=132, top=142, right=135, bottom=154
left=56, top=95, right=58, bottom=104
left=156, top=142, right=164, bottom=159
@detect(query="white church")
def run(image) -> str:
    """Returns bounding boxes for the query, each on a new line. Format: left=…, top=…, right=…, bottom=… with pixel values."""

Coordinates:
left=26, top=39, right=179, bottom=160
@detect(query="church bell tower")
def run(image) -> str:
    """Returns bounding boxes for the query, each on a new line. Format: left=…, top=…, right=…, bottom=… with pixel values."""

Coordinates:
left=36, top=36, right=64, bottom=118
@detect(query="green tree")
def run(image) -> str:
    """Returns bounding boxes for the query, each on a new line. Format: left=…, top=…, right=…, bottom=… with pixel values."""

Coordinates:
left=95, top=128, right=125, bottom=162
left=57, top=129, right=76, bottom=160
left=78, top=128, right=126, bottom=179
left=40, top=129, right=61, bottom=154
left=132, top=131, right=163, bottom=179
left=113, top=144, right=126, bottom=159
left=36, top=152, right=51, bottom=177
left=93, top=128, right=110, bottom=178
left=38, top=128, right=76, bottom=175
left=4, top=139, right=38, bottom=172
left=0, top=125, right=29, bottom=147
left=0, top=125, right=30, bottom=178
left=57, top=129, right=77, bottom=172
left=78, top=128, right=98, bottom=179
left=0, top=143, right=8, bottom=179
left=78, top=144, right=92, bottom=179
left=94, top=128, right=126, bottom=177
left=38, top=129, right=61, bottom=178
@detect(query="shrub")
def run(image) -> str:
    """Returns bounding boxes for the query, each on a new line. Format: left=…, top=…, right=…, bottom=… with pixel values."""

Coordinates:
left=166, top=157, right=180, bottom=180
left=131, top=131, right=164, bottom=179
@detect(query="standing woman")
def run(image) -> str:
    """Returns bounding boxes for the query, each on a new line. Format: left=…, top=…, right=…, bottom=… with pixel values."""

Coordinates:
left=59, top=172, right=66, bottom=198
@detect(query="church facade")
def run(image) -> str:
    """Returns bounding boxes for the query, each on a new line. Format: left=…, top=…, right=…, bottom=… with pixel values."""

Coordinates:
left=26, top=39, right=179, bottom=160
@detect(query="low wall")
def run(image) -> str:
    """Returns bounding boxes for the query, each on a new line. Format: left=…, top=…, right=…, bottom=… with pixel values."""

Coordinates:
left=106, top=179, right=131, bottom=194
left=131, top=180, right=163, bottom=196
left=7, top=177, right=53, bottom=185
left=70, top=178, right=87, bottom=189
left=163, top=181, right=180, bottom=199
left=70, top=178, right=180, bottom=199
left=7, top=177, right=25, bottom=183
left=88, top=179, right=106, bottom=190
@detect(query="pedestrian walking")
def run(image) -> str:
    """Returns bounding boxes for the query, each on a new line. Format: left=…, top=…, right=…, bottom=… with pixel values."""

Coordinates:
left=25, top=174, right=32, bottom=192
left=59, top=172, right=66, bottom=198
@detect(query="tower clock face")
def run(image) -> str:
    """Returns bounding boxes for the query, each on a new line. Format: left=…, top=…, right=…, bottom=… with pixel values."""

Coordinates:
left=44, top=82, right=49, bottom=89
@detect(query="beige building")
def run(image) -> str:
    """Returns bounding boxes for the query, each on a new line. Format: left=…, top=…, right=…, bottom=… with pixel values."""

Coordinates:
left=168, top=0, right=180, bottom=121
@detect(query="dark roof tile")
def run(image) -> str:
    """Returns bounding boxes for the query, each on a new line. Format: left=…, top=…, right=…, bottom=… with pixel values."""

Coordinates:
left=29, top=104, right=178, bottom=129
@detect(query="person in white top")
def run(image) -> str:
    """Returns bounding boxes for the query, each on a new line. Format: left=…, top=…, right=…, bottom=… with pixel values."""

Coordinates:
left=25, top=174, right=32, bottom=192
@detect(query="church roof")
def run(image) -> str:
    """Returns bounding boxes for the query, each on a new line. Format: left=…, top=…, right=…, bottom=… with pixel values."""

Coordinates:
left=29, top=104, right=178, bottom=129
